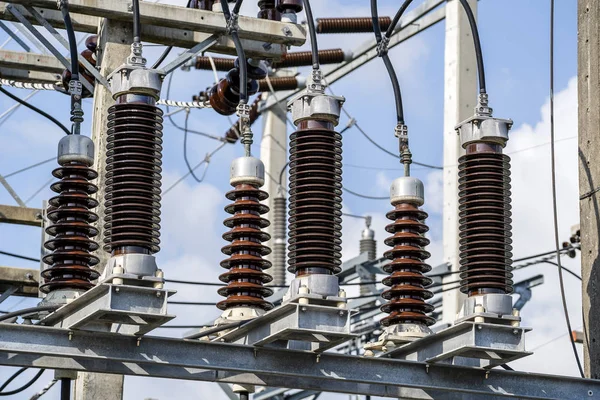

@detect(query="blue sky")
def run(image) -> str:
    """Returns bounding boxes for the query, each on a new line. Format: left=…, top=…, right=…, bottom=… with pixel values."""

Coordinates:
left=0, top=0, right=585, bottom=398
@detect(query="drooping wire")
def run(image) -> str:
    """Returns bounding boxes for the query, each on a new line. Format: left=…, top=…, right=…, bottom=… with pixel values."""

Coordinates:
left=0, top=250, right=40, bottom=263
left=302, top=0, right=320, bottom=69
left=342, top=187, right=388, bottom=200
left=549, top=0, right=585, bottom=378
left=0, top=369, right=45, bottom=397
left=183, top=108, right=205, bottom=183
left=0, top=87, right=69, bottom=135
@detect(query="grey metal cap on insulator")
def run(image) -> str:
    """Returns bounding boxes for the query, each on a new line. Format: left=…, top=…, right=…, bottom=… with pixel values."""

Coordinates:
left=230, top=156, right=265, bottom=186
left=57, top=134, right=95, bottom=166
left=456, top=94, right=513, bottom=148
left=108, top=65, right=163, bottom=100
left=288, top=91, right=345, bottom=126
left=390, top=176, right=425, bottom=206
left=361, top=227, right=375, bottom=240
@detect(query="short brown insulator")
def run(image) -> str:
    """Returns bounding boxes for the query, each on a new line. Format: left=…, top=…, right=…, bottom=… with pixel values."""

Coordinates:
left=257, top=76, right=300, bottom=92
left=258, top=0, right=280, bottom=20
left=41, top=161, right=101, bottom=293
left=223, top=95, right=262, bottom=143
left=190, top=0, right=213, bottom=10
left=62, top=47, right=97, bottom=97
left=104, top=102, right=164, bottom=255
left=276, top=0, right=302, bottom=13
left=194, top=56, right=235, bottom=71
left=208, top=60, right=265, bottom=116
left=217, top=183, right=274, bottom=311
left=316, top=17, right=392, bottom=34
left=288, top=119, right=343, bottom=277
left=380, top=202, right=435, bottom=328
left=459, top=143, right=513, bottom=296
left=85, top=35, right=98, bottom=53
left=272, top=49, right=346, bottom=68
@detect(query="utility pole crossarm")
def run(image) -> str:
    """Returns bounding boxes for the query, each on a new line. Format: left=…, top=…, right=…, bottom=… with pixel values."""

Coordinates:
left=0, top=205, right=42, bottom=227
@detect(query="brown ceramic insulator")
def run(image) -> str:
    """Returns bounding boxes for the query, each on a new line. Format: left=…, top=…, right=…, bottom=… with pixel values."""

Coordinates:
left=288, top=119, right=343, bottom=277
left=316, top=17, right=392, bottom=34
left=276, top=0, right=302, bottom=13
left=217, top=183, right=274, bottom=311
left=272, top=49, right=346, bottom=68
left=61, top=48, right=96, bottom=97
left=224, top=95, right=262, bottom=143
left=379, top=202, right=435, bottom=327
left=85, top=35, right=98, bottom=53
left=104, top=101, right=164, bottom=255
left=257, top=76, right=300, bottom=92
left=41, top=162, right=101, bottom=294
left=190, top=0, right=213, bottom=10
left=258, top=0, right=280, bottom=20
left=194, top=56, right=235, bottom=71
left=458, top=143, right=513, bottom=296
left=208, top=64, right=261, bottom=116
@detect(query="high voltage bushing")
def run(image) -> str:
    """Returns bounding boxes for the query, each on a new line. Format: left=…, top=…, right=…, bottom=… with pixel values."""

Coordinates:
left=208, top=59, right=267, bottom=116
left=101, top=45, right=166, bottom=288
left=316, top=17, right=392, bottom=34
left=194, top=56, right=235, bottom=71
left=283, top=72, right=346, bottom=305
left=258, top=0, right=280, bottom=21
left=216, top=157, right=274, bottom=322
left=40, top=135, right=100, bottom=305
left=455, top=94, right=518, bottom=325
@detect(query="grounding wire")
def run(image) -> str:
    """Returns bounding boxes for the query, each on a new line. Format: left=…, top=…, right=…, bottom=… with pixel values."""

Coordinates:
left=0, top=87, right=69, bottom=135
left=549, top=0, right=585, bottom=378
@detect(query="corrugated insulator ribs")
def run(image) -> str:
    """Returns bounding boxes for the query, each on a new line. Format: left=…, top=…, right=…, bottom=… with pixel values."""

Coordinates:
left=288, top=120, right=343, bottom=276
left=41, top=162, right=100, bottom=293
left=458, top=144, right=513, bottom=295
left=273, top=49, right=346, bottom=68
left=316, top=17, right=392, bottom=34
left=270, top=195, right=287, bottom=287
left=104, top=102, right=164, bottom=255
left=380, top=202, right=435, bottom=328
left=257, top=77, right=301, bottom=92
left=218, top=184, right=274, bottom=311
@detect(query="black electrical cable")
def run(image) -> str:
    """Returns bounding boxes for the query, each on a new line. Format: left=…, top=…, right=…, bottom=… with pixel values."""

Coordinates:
left=386, top=0, right=486, bottom=94
left=370, top=0, right=404, bottom=124
left=0, top=368, right=27, bottom=392
left=186, top=320, right=248, bottom=339
left=500, top=364, right=515, bottom=371
left=0, top=87, right=70, bottom=135
left=342, top=187, right=388, bottom=200
left=152, top=0, right=193, bottom=69
left=232, top=0, right=244, bottom=15
left=59, top=3, right=79, bottom=83
left=0, top=250, right=40, bottom=263
left=278, top=161, right=290, bottom=185
left=0, top=305, right=60, bottom=323
left=540, top=260, right=582, bottom=281
left=183, top=110, right=205, bottom=182
left=220, top=0, right=248, bottom=103
left=302, top=0, right=319, bottom=69
left=549, top=0, right=584, bottom=378
left=0, top=369, right=45, bottom=397
left=60, top=378, right=71, bottom=400
left=132, top=0, right=141, bottom=43
left=239, top=391, right=249, bottom=400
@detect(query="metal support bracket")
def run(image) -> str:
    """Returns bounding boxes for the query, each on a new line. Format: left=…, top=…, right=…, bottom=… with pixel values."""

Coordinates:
left=0, top=20, right=29, bottom=50
left=39, top=283, right=175, bottom=335
left=5, top=3, right=95, bottom=93
left=159, top=34, right=218, bottom=75
left=383, top=322, right=532, bottom=369
left=212, top=302, right=355, bottom=353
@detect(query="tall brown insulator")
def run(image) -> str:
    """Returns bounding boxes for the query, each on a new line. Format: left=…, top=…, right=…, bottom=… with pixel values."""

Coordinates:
left=258, top=0, right=280, bottom=20
left=272, top=49, right=349, bottom=68
left=209, top=59, right=266, bottom=116
left=458, top=142, right=513, bottom=296
left=380, top=178, right=435, bottom=328
left=195, top=56, right=235, bottom=72
left=41, top=135, right=100, bottom=295
left=316, top=17, right=392, bottom=34
left=257, top=76, right=304, bottom=92
left=217, top=157, right=274, bottom=311
left=288, top=119, right=343, bottom=277
left=104, top=100, right=164, bottom=255
left=224, top=95, right=262, bottom=143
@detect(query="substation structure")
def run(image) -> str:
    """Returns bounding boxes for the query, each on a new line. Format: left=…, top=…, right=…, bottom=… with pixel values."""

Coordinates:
left=0, top=0, right=598, bottom=399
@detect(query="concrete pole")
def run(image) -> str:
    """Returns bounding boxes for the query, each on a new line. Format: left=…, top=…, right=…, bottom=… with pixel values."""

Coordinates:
left=441, top=0, right=477, bottom=324
left=260, top=92, right=288, bottom=287
left=74, top=18, right=131, bottom=400
left=578, top=0, right=600, bottom=380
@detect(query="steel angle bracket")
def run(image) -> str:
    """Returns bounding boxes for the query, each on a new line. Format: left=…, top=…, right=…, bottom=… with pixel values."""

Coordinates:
left=216, top=302, right=356, bottom=353
left=383, top=322, right=532, bottom=369
left=39, top=283, right=176, bottom=335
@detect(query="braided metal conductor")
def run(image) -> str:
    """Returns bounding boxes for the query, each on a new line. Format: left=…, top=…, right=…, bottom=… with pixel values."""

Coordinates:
left=217, top=179, right=274, bottom=311
left=316, top=17, right=391, bottom=34
left=104, top=101, right=164, bottom=255
left=458, top=143, right=513, bottom=296
left=288, top=120, right=343, bottom=276
left=42, top=139, right=100, bottom=294
left=380, top=199, right=435, bottom=328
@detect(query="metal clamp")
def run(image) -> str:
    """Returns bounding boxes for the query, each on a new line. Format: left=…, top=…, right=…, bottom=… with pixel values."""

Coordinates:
left=376, top=35, right=390, bottom=57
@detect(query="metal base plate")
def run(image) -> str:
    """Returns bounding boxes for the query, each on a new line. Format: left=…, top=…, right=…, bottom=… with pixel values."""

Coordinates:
left=216, top=302, right=355, bottom=353
left=383, top=321, right=532, bottom=369
left=39, top=283, right=176, bottom=335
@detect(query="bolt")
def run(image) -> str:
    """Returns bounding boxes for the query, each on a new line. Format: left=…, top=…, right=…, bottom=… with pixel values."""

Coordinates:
left=477, top=325, right=482, bottom=330
left=25, top=273, right=33, bottom=280
left=512, top=329, right=519, bottom=335
left=339, top=311, right=345, bottom=316
left=115, top=287, right=120, bottom=293
left=301, top=306, right=307, bottom=312
left=127, top=3, right=133, bottom=11
left=282, top=26, right=292, bottom=36
left=156, top=291, right=161, bottom=298
left=589, top=390, right=594, bottom=397
left=262, top=43, right=273, bottom=51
